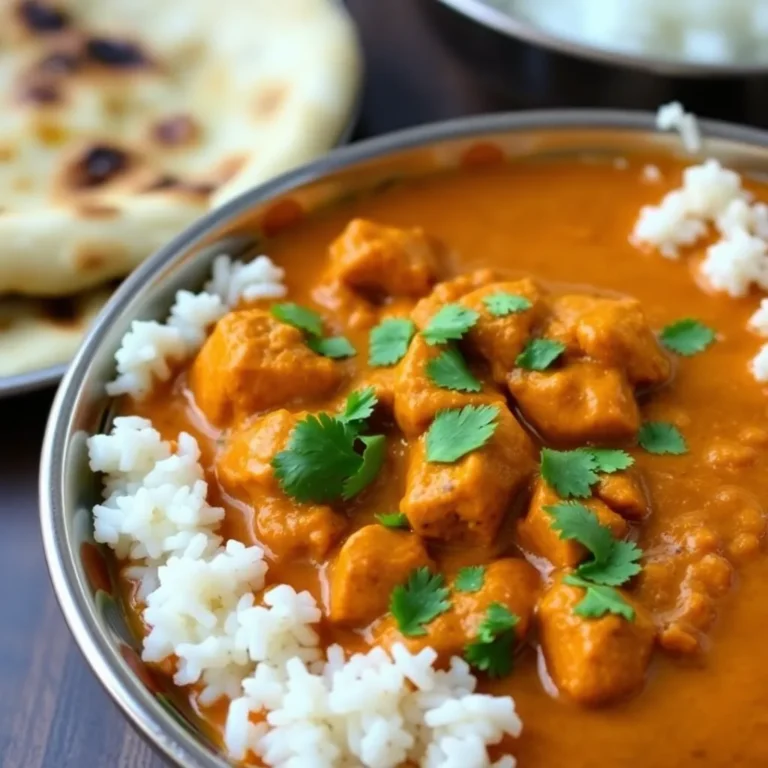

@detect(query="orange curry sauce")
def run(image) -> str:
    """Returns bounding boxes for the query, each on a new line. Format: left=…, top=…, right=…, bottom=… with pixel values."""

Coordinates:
left=128, top=156, right=768, bottom=766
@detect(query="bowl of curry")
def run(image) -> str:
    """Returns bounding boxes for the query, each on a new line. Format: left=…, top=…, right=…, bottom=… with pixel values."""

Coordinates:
left=40, top=109, right=768, bottom=768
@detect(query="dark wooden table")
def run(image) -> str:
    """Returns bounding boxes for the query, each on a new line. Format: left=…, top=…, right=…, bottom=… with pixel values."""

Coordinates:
left=2, top=2, right=767, bottom=766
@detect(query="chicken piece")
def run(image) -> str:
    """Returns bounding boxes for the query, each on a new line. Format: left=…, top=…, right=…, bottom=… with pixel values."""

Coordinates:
left=377, top=559, right=540, bottom=660
left=459, top=279, right=547, bottom=379
left=547, top=295, right=671, bottom=388
left=401, top=407, right=535, bottom=544
left=327, top=219, right=439, bottom=299
left=507, top=361, right=640, bottom=445
left=217, top=410, right=346, bottom=560
left=411, top=269, right=498, bottom=329
left=189, top=309, right=343, bottom=426
left=595, top=470, right=650, bottom=522
left=538, top=576, right=655, bottom=705
left=517, top=478, right=629, bottom=568
left=329, top=525, right=433, bottom=626
left=393, top=334, right=502, bottom=437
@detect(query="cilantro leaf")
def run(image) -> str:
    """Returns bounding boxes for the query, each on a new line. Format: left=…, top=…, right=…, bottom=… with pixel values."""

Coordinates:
left=515, top=339, right=565, bottom=371
left=271, top=302, right=323, bottom=337
left=576, top=539, right=642, bottom=586
left=464, top=630, right=515, bottom=678
left=272, top=413, right=362, bottom=503
left=540, top=448, right=598, bottom=498
left=638, top=422, right=688, bottom=455
left=544, top=502, right=615, bottom=563
left=426, top=346, right=482, bottom=392
left=455, top=565, right=485, bottom=593
left=464, top=603, right=519, bottom=678
left=585, top=448, right=634, bottom=473
left=563, top=574, right=635, bottom=621
left=483, top=292, right=532, bottom=317
left=376, top=512, right=410, bottom=529
left=426, top=405, right=499, bottom=463
left=342, top=434, right=386, bottom=499
left=660, top=318, right=716, bottom=356
left=390, top=567, right=451, bottom=636
left=369, top=318, right=415, bottom=366
left=307, top=335, right=356, bottom=359
left=340, top=387, right=378, bottom=426
left=421, top=304, right=479, bottom=345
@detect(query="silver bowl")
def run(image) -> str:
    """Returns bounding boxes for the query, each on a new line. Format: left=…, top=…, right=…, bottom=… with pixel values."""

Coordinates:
left=39, top=111, right=768, bottom=767
left=437, top=0, right=768, bottom=77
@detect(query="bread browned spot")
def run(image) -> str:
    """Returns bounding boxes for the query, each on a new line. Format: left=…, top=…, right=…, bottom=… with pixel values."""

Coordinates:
left=63, top=144, right=132, bottom=188
left=253, top=83, right=287, bottom=118
left=76, top=203, right=119, bottom=219
left=16, top=0, right=70, bottom=34
left=151, top=115, right=200, bottom=147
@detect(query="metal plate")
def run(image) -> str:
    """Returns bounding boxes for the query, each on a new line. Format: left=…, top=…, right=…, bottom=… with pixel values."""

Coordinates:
left=438, top=0, right=768, bottom=77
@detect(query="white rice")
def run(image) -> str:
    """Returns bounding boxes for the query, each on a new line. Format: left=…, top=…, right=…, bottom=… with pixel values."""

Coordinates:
left=656, top=101, right=701, bottom=154
left=106, top=254, right=286, bottom=398
left=87, top=418, right=522, bottom=766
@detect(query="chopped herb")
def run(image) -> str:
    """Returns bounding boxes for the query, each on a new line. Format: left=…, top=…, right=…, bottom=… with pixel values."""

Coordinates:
left=563, top=574, right=635, bottom=621
left=586, top=448, right=635, bottom=474
left=455, top=565, right=485, bottom=593
left=540, top=447, right=634, bottom=498
left=307, top=335, right=356, bottom=359
left=390, top=567, right=451, bottom=637
left=342, top=434, right=386, bottom=499
left=515, top=339, right=565, bottom=371
left=369, top=318, right=416, bottom=366
left=545, top=502, right=642, bottom=586
left=339, top=387, right=377, bottom=426
left=638, top=422, right=688, bottom=455
left=540, top=448, right=598, bottom=499
left=272, top=392, right=384, bottom=503
left=426, top=346, right=482, bottom=393
left=375, top=512, right=410, bottom=529
left=426, top=404, right=499, bottom=463
left=483, top=292, right=532, bottom=317
left=660, top=318, right=716, bottom=356
left=271, top=302, right=323, bottom=337
left=421, top=304, right=479, bottom=346
left=464, top=603, right=519, bottom=678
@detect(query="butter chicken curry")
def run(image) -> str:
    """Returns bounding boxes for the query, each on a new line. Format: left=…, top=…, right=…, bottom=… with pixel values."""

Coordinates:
left=130, top=156, right=768, bottom=766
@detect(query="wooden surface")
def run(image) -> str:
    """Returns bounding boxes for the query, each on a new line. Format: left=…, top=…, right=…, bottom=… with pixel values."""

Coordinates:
left=0, top=2, right=764, bottom=766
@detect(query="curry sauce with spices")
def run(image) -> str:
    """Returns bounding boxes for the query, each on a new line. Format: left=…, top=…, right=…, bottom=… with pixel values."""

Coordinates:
left=129, top=156, right=768, bottom=766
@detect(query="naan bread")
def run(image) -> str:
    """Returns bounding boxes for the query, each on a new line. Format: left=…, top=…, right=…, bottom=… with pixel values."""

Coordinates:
left=0, top=283, right=111, bottom=376
left=0, top=0, right=361, bottom=297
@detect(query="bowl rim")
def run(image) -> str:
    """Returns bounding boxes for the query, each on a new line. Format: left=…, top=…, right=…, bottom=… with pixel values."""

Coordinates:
left=39, top=108, right=768, bottom=767
left=436, top=0, right=768, bottom=77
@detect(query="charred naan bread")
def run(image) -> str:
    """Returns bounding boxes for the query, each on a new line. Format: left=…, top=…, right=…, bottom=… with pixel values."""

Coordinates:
left=0, top=0, right=361, bottom=297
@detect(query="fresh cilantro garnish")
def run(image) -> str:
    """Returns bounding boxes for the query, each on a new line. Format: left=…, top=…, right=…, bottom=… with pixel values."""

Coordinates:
left=638, top=422, right=688, bottom=455
left=540, top=447, right=634, bottom=498
left=307, top=335, right=356, bottom=359
left=369, top=318, right=415, bottom=366
left=563, top=574, right=635, bottom=621
left=464, top=603, right=519, bottom=678
left=540, top=448, right=598, bottom=498
left=660, top=319, right=716, bottom=356
left=515, top=339, right=565, bottom=370
left=545, top=502, right=642, bottom=586
left=426, top=346, right=482, bottom=392
left=421, top=304, right=479, bottom=345
left=339, top=387, right=377, bottom=426
left=587, top=448, right=634, bottom=473
left=376, top=512, right=410, bottom=529
left=455, top=565, right=485, bottom=593
left=272, top=391, right=384, bottom=502
left=342, top=434, right=386, bottom=499
left=426, top=405, right=499, bottom=463
left=271, top=302, right=323, bottom=337
left=483, top=292, right=532, bottom=317
left=390, top=567, right=451, bottom=636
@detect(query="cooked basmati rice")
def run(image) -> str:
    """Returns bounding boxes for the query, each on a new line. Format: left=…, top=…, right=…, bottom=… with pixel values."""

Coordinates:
left=656, top=102, right=701, bottom=154
left=106, top=254, right=286, bottom=398
left=87, top=417, right=522, bottom=767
